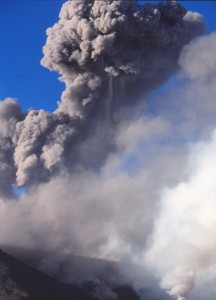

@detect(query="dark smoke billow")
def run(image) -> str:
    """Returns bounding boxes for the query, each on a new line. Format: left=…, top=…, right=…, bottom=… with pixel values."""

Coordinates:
left=0, top=0, right=204, bottom=190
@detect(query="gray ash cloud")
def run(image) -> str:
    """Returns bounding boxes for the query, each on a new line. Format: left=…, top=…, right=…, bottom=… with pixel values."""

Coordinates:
left=0, top=0, right=204, bottom=191
left=2, top=2, right=216, bottom=299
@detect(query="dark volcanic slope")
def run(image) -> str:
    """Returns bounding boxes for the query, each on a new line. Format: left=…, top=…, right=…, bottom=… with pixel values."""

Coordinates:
left=0, top=249, right=142, bottom=300
left=1, top=246, right=171, bottom=300
left=0, top=249, right=97, bottom=300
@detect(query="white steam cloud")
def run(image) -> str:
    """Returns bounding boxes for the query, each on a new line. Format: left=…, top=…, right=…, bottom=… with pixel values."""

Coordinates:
left=143, top=31, right=216, bottom=299
left=1, top=1, right=216, bottom=300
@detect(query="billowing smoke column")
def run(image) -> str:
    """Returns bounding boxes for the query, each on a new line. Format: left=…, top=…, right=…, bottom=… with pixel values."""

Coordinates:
left=2, top=1, right=216, bottom=300
left=0, top=0, right=204, bottom=191
left=0, top=99, right=24, bottom=196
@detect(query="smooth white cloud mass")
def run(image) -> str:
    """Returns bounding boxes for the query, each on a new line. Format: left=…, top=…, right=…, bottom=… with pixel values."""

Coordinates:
left=0, top=1, right=216, bottom=300
left=144, top=130, right=216, bottom=299
left=142, top=32, right=216, bottom=300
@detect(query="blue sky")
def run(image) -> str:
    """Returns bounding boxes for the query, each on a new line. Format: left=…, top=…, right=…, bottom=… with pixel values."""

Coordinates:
left=0, top=1, right=216, bottom=113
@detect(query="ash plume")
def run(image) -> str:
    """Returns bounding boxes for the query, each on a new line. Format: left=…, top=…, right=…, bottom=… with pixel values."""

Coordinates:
left=0, top=99, right=23, bottom=196
left=0, top=0, right=204, bottom=190
left=2, top=1, right=216, bottom=300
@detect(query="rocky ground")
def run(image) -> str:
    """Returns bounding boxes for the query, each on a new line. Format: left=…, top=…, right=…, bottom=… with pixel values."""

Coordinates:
left=0, top=246, right=173, bottom=300
left=0, top=249, right=99, bottom=300
left=0, top=248, right=143, bottom=300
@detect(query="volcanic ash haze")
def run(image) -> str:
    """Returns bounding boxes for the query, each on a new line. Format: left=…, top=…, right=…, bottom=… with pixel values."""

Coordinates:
left=1, top=0, right=216, bottom=300
left=0, top=0, right=204, bottom=189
